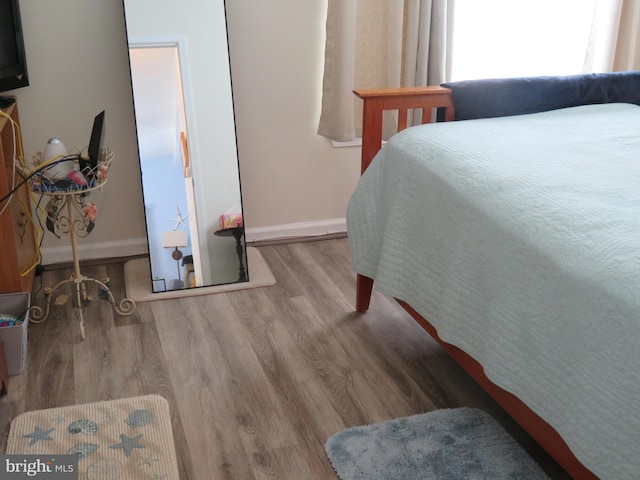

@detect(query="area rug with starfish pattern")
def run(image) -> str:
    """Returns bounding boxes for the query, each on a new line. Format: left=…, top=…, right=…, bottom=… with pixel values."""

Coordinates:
left=6, top=394, right=180, bottom=479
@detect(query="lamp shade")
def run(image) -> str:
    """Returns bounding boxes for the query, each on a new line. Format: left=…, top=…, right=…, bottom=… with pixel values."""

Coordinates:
left=161, top=230, right=187, bottom=248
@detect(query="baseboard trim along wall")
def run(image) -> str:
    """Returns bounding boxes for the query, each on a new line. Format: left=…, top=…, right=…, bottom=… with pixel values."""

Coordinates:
left=40, top=237, right=149, bottom=266
left=245, top=218, right=347, bottom=243
left=39, top=218, right=348, bottom=264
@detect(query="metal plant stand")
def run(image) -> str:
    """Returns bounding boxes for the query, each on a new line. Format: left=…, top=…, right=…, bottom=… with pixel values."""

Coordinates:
left=28, top=158, right=136, bottom=340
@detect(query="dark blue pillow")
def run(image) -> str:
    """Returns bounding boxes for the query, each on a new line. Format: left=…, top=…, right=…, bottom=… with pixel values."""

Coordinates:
left=441, top=71, right=640, bottom=121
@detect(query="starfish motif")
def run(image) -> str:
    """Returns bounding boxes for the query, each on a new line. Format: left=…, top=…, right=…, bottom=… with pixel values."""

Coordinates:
left=170, top=206, right=188, bottom=229
left=23, top=426, right=55, bottom=446
left=139, top=453, right=159, bottom=468
left=109, top=433, right=145, bottom=457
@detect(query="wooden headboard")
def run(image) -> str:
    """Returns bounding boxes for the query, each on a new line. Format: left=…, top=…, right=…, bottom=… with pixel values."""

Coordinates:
left=353, top=86, right=454, bottom=174
left=355, top=70, right=640, bottom=176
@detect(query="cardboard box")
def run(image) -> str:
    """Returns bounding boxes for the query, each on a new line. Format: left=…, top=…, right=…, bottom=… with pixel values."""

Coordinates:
left=0, top=292, right=30, bottom=375
left=219, top=213, right=243, bottom=229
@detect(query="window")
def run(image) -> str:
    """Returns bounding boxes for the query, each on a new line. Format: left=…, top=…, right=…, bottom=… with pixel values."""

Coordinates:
left=450, top=0, right=603, bottom=81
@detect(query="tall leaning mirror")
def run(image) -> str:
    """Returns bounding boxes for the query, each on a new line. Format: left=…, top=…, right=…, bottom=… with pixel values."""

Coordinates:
left=123, top=0, right=246, bottom=292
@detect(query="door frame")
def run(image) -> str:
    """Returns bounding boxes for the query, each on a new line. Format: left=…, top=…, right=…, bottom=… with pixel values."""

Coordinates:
left=128, top=35, right=207, bottom=288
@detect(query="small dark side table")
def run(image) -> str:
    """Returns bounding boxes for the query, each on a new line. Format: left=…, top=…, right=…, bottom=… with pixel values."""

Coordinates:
left=214, top=227, right=248, bottom=282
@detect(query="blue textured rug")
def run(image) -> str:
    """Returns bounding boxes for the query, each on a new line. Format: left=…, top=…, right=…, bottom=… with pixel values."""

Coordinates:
left=325, top=408, right=550, bottom=480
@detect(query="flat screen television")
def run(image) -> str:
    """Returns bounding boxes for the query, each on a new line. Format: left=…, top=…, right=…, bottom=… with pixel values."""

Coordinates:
left=0, top=0, right=29, bottom=93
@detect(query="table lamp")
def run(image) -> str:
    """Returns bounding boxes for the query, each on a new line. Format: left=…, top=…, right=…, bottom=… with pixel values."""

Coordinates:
left=162, top=230, right=188, bottom=288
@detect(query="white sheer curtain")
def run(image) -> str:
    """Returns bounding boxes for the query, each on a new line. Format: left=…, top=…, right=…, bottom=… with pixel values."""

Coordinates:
left=317, top=0, right=453, bottom=142
left=584, top=0, right=624, bottom=72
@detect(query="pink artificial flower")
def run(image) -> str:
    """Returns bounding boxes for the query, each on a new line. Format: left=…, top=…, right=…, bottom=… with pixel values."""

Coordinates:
left=67, top=170, right=88, bottom=187
left=96, top=164, right=109, bottom=181
left=84, top=202, right=98, bottom=221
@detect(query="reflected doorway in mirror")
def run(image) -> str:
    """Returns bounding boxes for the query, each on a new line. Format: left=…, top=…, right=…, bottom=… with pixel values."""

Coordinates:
left=126, top=34, right=245, bottom=291
left=123, top=0, right=246, bottom=292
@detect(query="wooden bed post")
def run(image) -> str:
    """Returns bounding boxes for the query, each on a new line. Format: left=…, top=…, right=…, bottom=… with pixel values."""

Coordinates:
left=352, top=86, right=455, bottom=311
left=355, top=274, right=374, bottom=312
left=353, top=86, right=454, bottom=174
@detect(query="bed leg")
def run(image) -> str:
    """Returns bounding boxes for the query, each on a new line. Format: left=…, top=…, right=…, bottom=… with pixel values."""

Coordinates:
left=355, top=274, right=374, bottom=312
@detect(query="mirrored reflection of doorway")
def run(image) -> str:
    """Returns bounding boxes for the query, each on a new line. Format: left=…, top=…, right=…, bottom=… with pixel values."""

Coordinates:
left=129, top=45, right=203, bottom=292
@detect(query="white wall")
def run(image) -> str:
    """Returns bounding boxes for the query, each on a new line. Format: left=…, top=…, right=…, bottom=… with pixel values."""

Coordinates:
left=10, top=0, right=361, bottom=263
left=12, top=0, right=146, bottom=263
left=226, top=0, right=362, bottom=237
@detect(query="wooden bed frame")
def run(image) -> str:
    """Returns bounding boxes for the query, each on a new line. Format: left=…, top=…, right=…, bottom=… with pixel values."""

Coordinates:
left=353, top=86, right=597, bottom=480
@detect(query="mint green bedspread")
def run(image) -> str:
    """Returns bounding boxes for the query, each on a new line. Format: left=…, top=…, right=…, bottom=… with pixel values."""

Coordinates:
left=347, top=103, right=640, bottom=479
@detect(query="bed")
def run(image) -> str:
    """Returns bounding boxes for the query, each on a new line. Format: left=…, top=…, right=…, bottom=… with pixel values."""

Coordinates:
left=347, top=71, right=640, bottom=480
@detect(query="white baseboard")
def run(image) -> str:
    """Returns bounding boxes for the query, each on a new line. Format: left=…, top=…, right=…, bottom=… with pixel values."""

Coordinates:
left=41, top=237, right=149, bottom=266
left=39, top=219, right=347, bottom=264
left=245, top=218, right=347, bottom=243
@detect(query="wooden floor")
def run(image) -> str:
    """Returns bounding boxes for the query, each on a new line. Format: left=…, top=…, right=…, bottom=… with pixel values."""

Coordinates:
left=0, top=238, right=570, bottom=479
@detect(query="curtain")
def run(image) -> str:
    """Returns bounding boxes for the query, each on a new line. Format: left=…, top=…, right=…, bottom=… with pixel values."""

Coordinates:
left=583, top=0, right=624, bottom=72
left=317, top=0, right=453, bottom=142
left=614, top=0, right=640, bottom=70
left=404, top=0, right=453, bottom=88
left=317, top=0, right=636, bottom=143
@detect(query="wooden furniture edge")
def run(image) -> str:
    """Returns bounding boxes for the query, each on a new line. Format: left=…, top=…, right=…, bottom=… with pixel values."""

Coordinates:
left=352, top=86, right=597, bottom=479
left=398, top=299, right=597, bottom=479
left=356, top=287, right=597, bottom=479
left=0, top=99, right=37, bottom=293
left=353, top=86, right=454, bottom=312
left=353, top=86, right=454, bottom=174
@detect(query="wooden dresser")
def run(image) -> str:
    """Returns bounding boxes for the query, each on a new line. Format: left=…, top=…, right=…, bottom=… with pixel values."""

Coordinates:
left=0, top=100, right=37, bottom=294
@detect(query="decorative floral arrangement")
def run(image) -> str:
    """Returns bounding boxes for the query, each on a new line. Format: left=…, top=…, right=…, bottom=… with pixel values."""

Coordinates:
left=83, top=202, right=98, bottom=234
left=96, top=164, right=109, bottom=181
left=22, top=148, right=114, bottom=238
left=83, top=202, right=98, bottom=222
left=20, top=147, right=114, bottom=193
left=43, top=193, right=97, bottom=238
